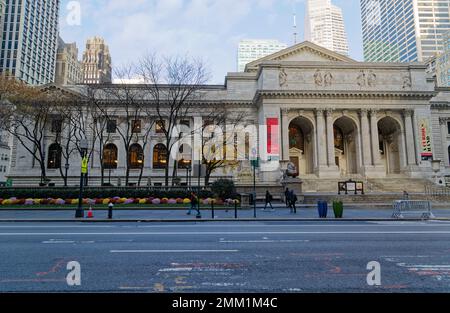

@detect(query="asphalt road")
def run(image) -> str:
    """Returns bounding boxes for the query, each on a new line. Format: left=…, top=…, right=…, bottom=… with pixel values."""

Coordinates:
left=1, top=221, right=450, bottom=293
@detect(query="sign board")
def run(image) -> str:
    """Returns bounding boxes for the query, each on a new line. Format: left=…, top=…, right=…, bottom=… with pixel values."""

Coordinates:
left=266, top=118, right=280, bottom=157
left=5, top=178, right=12, bottom=187
left=81, top=157, right=88, bottom=174
left=420, top=119, right=433, bottom=161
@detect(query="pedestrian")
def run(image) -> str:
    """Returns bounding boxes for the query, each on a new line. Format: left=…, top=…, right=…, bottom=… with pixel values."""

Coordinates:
left=290, top=190, right=298, bottom=214
left=187, top=192, right=200, bottom=216
left=263, top=190, right=274, bottom=211
left=284, top=188, right=290, bottom=208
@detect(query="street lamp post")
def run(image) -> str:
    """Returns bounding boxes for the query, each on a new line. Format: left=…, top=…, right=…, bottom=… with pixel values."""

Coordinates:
left=64, top=163, right=69, bottom=187
left=75, top=139, right=89, bottom=218
left=251, top=148, right=258, bottom=219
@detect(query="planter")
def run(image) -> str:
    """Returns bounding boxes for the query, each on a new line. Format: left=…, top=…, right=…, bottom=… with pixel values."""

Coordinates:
left=333, top=201, right=344, bottom=218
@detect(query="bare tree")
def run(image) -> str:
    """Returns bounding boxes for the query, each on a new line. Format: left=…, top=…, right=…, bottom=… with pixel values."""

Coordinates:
left=200, top=107, right=246, bottom=186
left=93, top=65, right=152, bottom=186
left=137, top=54, right=209, bottom=187
left=1, top=87, right=58, bottom=184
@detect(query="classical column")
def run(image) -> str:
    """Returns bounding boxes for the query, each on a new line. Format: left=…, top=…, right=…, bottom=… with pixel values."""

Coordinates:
left=325, top=109, right=335, bottom=167
left=404, top=110, right=417, bottom=166
left=315, top=109, right=327, bottom=167
left=359, top=109, right=372, bottom=166
left=439, top=118, right=449, bottom=166
left=369, top=109, right=382, bottom=166
left=281, top=109, right=290, bottom=161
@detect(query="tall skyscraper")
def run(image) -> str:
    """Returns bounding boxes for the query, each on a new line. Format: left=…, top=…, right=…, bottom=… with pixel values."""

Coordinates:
left=437, top=30, right=450, bottom=87
left=82, top=37, right=112, bottom=84
left=237, top=39, right=287, bottom=72
left=304, top=0, right=349, bottom=56
left=0, top=0, right=60, bottom=85
left=361, top=0, right=450, bottom=63
left=55, top=37, right=83, bottom=85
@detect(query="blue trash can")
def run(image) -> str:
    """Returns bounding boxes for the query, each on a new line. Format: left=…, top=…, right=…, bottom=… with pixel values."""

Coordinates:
left=317, top=201, right=328, bottom=218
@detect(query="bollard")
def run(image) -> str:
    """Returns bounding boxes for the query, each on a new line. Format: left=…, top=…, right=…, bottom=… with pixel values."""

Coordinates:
left=234, top=200, right=238, bottom=219
left=211, top=201, right=215, bottom=219
left=108, top=202, right=114, bottom=219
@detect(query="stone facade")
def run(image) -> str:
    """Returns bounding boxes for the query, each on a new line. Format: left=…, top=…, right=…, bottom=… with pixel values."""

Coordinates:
left=7, top=42, right=450, bottom=190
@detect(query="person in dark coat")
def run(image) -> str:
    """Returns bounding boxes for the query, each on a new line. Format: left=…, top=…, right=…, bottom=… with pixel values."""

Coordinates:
left=290, top=190, right=298, bottom=214
left=263, top=190, right=275, bottom=211
left=284, top=188, right=290, bottom=208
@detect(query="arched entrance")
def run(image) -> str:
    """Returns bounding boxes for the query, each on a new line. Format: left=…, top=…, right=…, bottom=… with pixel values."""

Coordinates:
left=288, top=117, right=314, bottom=175
left=378, top=117, right=402, bottom=174
left=334, top=116, right=358, bottom=175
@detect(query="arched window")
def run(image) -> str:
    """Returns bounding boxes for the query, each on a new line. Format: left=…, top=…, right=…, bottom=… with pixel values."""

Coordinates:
left=47, top=143, right=62, bottom=169
left=129, top=144, right=144, bottom=169
left=103, top=144, right=118, bottom=169
left=153, top=143, right=168, bottom=169
left=178, top=144, right=192, bottom=168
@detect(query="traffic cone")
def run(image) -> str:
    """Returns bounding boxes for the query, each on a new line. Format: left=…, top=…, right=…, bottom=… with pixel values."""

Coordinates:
left=87, top=206, right=94, bottom=218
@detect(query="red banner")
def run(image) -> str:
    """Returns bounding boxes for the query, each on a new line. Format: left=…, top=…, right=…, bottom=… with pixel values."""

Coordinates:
left=267, top=118, right=279, bottom=155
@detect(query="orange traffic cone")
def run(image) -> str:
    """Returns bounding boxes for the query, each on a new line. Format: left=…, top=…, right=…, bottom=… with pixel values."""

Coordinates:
left=87, top=206, right=94, bottom=218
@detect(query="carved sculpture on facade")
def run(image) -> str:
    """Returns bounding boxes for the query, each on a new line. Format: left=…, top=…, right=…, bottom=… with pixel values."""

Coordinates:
left=314, top=70, right=333, bottom=87
left=402, top=75, right=412, bottom=89
left=324, top=72, right=333, bottom=87
left=367, top=71, right=377, bottom=87
left=279, top=69, right=288, bottom=88
left=356, top=70, right=377, bottom=87
left=356, top=70, right=366, bottom=88
left=314, top=70, right=323, bottom=87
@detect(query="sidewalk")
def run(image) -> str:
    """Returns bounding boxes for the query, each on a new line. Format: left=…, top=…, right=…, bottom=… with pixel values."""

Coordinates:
left=1, top=203, right=450, bottom=221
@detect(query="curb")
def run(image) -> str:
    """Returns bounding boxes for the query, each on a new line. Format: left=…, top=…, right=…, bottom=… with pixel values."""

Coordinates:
left=0, top=218, right=448, bottom=223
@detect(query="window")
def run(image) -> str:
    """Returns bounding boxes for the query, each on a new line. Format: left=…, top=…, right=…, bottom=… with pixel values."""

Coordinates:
left=128, top=144, right=144, bottom=169
left=156, top=120, right=165, bottom=134
left=107, top=120, right=117, bottom=133
left=103, top=144, right=118, bottom=169
left=51, top=119, right=62, bottom=133
left=153, top=143, right=168, bottom=169
left=47, top=143, right=61, bottom=169
left=132, top=120, right=141, bottom=134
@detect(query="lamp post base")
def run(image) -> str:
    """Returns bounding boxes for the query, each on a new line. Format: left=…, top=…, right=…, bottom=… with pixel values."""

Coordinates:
left=75, top=209, right=84, bottom=218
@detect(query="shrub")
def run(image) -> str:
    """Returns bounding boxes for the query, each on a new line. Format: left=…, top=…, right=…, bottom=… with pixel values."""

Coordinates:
left=211, top=179, right=236, bottom=200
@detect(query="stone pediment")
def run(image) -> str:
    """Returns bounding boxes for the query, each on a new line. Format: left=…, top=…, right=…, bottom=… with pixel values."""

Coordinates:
left=245, top=41, right=356, bottom=72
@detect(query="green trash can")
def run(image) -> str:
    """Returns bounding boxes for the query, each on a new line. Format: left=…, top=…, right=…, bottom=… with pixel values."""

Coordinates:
left=333, top=201, right=344, bottom=219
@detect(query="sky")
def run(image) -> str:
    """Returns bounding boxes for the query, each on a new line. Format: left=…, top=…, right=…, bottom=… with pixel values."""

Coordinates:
left=60, top=0, right=364, bottom=84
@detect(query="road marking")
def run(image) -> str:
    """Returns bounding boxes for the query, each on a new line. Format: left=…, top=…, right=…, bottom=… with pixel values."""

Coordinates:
left=42, top=239, right=75, bottom=244
left=2, top=231, right=450, bottom=236
left=219, top=240, right=310, bottom=243
left=110, top=250, right=239, bottom=253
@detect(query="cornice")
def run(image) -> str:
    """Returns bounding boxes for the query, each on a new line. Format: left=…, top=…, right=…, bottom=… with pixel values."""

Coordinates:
left=253, top=90, right=436, bottom=102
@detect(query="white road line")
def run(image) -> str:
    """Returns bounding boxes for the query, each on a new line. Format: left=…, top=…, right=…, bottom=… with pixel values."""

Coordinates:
left=219, top=240, right=310, bottom=243
left=2, top=231, right=450, bottom=236
left=110, top=250, right=239, bottom=253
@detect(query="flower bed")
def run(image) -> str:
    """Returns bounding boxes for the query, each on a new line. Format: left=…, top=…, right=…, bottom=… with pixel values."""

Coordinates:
left=0, top=197, right=238, bottom=207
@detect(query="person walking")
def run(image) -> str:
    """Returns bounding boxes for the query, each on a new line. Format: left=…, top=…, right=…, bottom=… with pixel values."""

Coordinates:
left=263, top=190, right=275, bottom=211
left=284, top=188, right=290, bottom=208
left=290, top=190, right=298, bottom=214
left=187, top=192, right=200, bottom=216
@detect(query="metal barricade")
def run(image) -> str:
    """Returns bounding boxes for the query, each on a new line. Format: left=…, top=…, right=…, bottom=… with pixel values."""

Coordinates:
left=392, top=200, right=435, bottom=219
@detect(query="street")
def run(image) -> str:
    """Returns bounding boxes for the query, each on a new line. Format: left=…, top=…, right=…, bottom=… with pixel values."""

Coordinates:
left=1, top=220, right=450, bottom=292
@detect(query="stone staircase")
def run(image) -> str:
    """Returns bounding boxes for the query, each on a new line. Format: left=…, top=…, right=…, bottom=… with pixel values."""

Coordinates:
left=301, top=176, right=433, bottom=194
left=367, top=177, right=432, bottom=193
